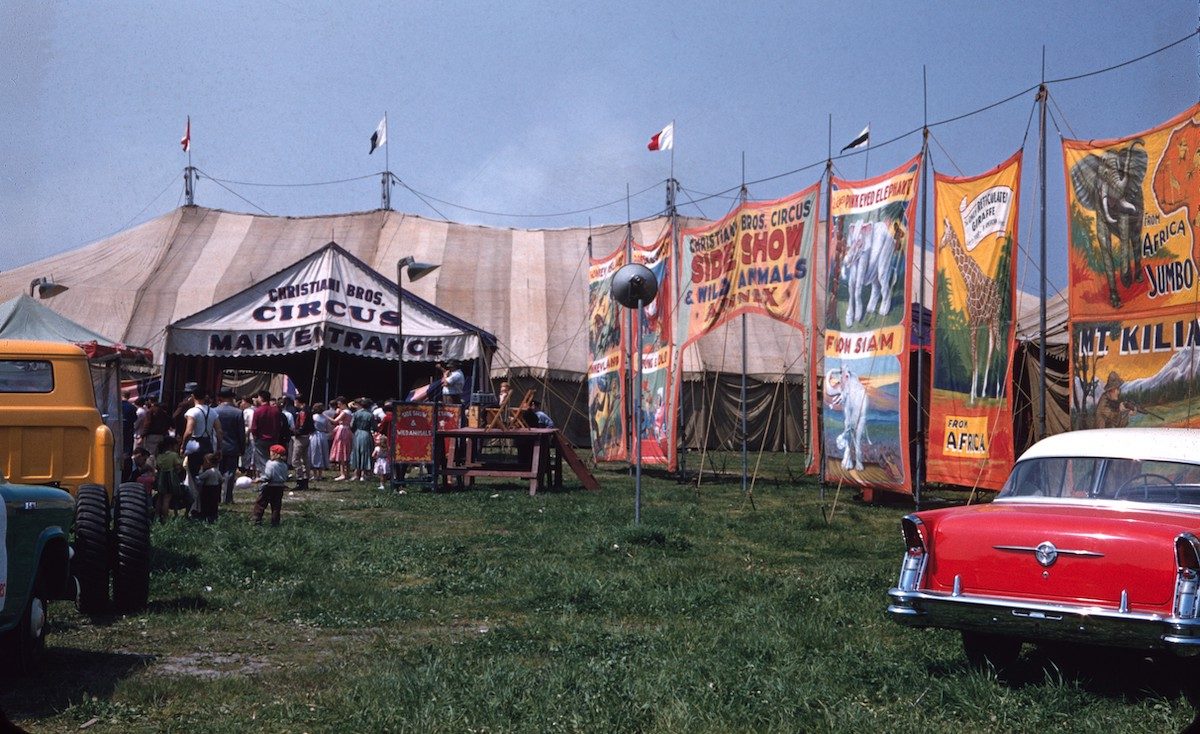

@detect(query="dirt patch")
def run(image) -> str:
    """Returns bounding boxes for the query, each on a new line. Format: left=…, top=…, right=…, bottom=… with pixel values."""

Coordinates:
left=155, top=652, right=272, bottom=679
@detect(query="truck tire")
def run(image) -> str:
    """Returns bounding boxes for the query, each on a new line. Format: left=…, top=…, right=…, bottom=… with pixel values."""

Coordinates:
left=0, top=567, right=48, bottom=674
left=73, top=484, right=110, bottom=614
left=112, top=482, right=152, bottom=613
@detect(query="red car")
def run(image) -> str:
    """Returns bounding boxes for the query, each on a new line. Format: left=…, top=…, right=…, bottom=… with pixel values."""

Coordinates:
left=888, top=428, right=1200, bottom=668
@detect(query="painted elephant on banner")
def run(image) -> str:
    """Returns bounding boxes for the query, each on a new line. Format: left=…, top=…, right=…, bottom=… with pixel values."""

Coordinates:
left=826, top=367, right=870, bottom=471
left=1069, top=140, right=1148, bottom=308
left=841, top=219, right=900, bottom=327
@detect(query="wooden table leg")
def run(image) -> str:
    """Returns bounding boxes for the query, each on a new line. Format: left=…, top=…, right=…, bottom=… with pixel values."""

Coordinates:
left=528, top=438, right=542, bottom=495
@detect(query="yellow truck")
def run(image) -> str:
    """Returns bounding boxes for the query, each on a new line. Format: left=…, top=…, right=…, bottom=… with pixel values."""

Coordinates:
left=0, top=340, right=152, bottom=621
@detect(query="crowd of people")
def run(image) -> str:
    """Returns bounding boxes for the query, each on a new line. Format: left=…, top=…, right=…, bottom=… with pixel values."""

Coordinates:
left=118, top=359, right=513, bottom=526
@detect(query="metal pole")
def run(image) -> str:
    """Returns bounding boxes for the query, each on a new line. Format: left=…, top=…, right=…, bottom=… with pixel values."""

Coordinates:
left=915, top=68, right=928, bottom=510
left=635, top=298, right=643, bottom=524
left=740, top=155, right=748, bottom=497
left=397, top=262, right=405, bottom=401
left=1038, top=72, right=1048, bottom=440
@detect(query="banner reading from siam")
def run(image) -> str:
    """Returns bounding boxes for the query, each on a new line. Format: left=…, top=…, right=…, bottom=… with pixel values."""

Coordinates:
left=822, top=154, right=921, bottom=493
left=587, top=246, right=628, bottom=462
left=927, top=152, right=1022, bottom=490
left=630, top=234, right=677, bottom=469
left=677, top=183, right=820, bottom=347
left=1064, top=102, right=1200, bottom=320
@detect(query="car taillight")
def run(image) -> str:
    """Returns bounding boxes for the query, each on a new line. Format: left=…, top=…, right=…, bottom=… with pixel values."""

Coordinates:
left=1174, top=533, right=1200, bottom=618
left=897, top=515, right=927, bottom=592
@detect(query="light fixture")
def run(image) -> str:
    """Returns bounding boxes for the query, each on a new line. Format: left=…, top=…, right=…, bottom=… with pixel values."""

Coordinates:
left=29, top=277, right=68, bottom=299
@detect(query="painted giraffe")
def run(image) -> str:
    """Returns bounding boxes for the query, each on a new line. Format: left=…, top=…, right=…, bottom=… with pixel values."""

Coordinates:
left=939, top=218, right=1004, bottom=403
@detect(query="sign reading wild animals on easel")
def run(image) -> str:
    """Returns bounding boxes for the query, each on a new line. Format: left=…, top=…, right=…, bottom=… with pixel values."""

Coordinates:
left=1065, top=103, right=1200, bottom=429
left=822, top=155, right=921, bottom=493
left=928, top=152, right=1021, bottom=490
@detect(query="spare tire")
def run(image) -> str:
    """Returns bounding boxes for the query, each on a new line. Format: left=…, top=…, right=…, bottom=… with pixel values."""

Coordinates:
left=112, top=482, right=152, bottom=612
left=73, top=484, right=110, bottom=614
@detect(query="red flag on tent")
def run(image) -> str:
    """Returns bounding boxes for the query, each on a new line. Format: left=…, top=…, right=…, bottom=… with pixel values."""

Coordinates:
left=181, top=116, right=191, bottom=153
left=647, top=123, right=673, bottom=151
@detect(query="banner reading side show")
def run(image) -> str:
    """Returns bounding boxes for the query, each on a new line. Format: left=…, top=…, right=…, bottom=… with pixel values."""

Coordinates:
left=677, top=183, right=820, bottom=346
left=928, top=152, right=1022, bottom=490
left=587, top=246, right=628, bottom=462
left=1065, top=103, right=1200, bottom=428
left=822, top=154, right=921, bottom=492
left=631, top=235, right=677, bottom=469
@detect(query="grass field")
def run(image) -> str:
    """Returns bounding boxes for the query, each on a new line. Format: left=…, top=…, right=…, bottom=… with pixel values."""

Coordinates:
left=3, top=454, right=1197, bottom=733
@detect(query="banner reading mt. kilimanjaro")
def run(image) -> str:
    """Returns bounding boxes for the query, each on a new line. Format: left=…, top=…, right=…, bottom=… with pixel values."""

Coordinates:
left=822, top=154, right=921, bottom=493
left=928, top=152, right=1021, bottom=490
left=1065, top=103, right=1200, bottom=429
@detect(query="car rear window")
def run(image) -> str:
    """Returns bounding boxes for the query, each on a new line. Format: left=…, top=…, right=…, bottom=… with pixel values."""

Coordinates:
left=1002, top=456, right=1200, bottom=505
left=0, top=360, right=54, bottom=393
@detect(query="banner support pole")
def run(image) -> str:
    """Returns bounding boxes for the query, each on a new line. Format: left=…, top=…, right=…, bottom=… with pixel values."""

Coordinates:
left=1037, top=51, right=1048, bottom=441
left=739, top=153, right=749, bottom=498
left=915, top=68, right=929, bottom=511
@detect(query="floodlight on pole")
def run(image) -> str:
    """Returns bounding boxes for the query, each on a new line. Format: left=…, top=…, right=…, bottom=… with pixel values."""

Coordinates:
left=396, top=256, right=440, bottom=402
left=611, top=263, right=659, bottom=524
left=29, top=277, right=68, bottom=299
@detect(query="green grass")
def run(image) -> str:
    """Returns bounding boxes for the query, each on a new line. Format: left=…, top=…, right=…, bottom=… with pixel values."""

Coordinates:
left=3, top=455, right=1195, bottom=733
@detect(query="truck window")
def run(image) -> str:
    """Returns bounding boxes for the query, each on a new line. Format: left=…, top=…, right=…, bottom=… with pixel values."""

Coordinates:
left=0, top=360, right=54, bottom=393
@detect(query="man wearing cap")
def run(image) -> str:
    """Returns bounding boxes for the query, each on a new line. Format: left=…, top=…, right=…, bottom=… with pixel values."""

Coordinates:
left=440, top=360, right=465, bottom=404
left=1096, top=371, right=1133, bottom=429
left=214, top=388, right=246, bottom=503
left=172, top=381, right=201, bottom=438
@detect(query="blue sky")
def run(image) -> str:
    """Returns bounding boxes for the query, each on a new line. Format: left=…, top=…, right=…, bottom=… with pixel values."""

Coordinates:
left=2, top=1, right=1196, bottom=297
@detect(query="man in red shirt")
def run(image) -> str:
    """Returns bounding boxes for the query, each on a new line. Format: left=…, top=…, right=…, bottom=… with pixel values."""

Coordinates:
left=249, top=390, right=285, bottom=473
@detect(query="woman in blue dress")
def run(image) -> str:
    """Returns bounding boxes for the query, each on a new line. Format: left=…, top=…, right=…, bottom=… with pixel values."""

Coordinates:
left=349, top=399, right=377, bottom=481
left=308, top=401, right=332, bottom=481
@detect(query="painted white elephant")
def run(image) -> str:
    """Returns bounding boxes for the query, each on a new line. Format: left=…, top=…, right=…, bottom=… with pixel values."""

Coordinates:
left=840, top=220, right=899, bottom=328
left=826, top=367, right=869, bottom=471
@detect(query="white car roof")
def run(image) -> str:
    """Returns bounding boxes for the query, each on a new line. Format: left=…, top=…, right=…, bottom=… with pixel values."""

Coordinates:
left=1018, top=428, right=1200, bottom=465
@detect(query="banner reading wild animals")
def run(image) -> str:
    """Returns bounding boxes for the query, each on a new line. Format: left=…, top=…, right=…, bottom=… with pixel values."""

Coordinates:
left=587, top=246, right=628, bottom=461
left=928, top=152, right=1021, bottom=490
left=1065, top=103, right=1200, bottom=428
left=630, top=234, right=677, bottom=469
left=822, top=154, right=921, bottom=493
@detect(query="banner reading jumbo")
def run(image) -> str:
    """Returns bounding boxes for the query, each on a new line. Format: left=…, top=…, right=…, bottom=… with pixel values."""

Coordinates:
left=928, top=152, right=1022, bottom=490
left=631, top=234, right=677, bottom=469
left=677, top=184, right=820, bottom=346
left=822, top=154, right=921, bottom=492
left=587, top=246, right=628, bottom=462
left=1064, top=103, right=1200, bottom=319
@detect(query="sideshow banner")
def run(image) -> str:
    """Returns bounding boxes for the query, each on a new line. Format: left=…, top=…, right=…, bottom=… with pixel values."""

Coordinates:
left=393, top=403, right=462, bottom=463
left=1064, top=102, right=1200, bottom=319
left=631, top=235, right=676, bottom=469
left=677, top=184, right=820, bottom=345
left=588, top=246, right=628, bottom=462
left=1071, top=313, right=1200, bottom=429
left=822, top=154, right=921, bottom=492
left=927, top=152, right=1022, bottom=490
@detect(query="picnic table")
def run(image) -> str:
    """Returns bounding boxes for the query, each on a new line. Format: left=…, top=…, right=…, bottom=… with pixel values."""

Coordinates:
left=436, top=427, right=599, bottom=495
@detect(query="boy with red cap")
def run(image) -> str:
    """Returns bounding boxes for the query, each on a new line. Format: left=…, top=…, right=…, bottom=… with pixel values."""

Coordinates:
left=252, top=444, right=289, bottom=526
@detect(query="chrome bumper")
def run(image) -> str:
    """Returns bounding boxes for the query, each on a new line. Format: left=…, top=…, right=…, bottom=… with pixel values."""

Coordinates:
left=887, top=588, right=1200, bottom=656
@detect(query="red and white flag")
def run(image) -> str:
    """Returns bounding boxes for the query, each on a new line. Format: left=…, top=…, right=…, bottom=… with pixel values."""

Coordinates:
left=180, top=116, right=191, bottom=153
left=647, top=122, right=673, bottom=152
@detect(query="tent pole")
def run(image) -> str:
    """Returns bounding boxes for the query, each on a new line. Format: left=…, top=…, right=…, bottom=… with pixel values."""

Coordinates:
left=1037, top=55, right=1048, bottom=440
left=915, top=68, right=929, bottom=511
left=739, top=154, right=749, bottom=498
left=625, top=185, right=634, bottom=469
left=309, top=348, right=321, bottom=403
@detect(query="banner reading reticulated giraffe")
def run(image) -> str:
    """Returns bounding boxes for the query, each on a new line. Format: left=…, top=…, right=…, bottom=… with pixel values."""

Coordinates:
left=822, top=154, right=921, bottom=492
left=587, top=246, right=628, bottom=461
left=1065, top=103, right=1200, bottom=427
left=677, top=184, right=820, bottom=345
left=928, top=151, right=1022, bottom=490
left=630, top=234, right=677, bottom=469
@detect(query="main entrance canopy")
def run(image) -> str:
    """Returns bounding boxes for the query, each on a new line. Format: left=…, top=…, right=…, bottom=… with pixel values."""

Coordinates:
left=165, top=242, right=493, bottom=362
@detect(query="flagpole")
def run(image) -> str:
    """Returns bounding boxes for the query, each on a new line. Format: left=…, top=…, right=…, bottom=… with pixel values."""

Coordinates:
left=385, top=111, right=391, bottom=210
left=863, top=120, right=870, bottom=178
left=670, top=119, right=675, bottom=185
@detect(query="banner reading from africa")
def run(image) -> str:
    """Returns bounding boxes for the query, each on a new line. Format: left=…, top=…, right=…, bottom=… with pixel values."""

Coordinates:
left=822, top=154, right=921, bottom=493
left=927, top=151, right=1022, bottom=490
left=1064, top=102, right=1200, bottom=319
left=630, top=234, right=677, bottom=469
left=677, top=183, right=819, bottom=347
left=587, top=245, right=629, bottom=462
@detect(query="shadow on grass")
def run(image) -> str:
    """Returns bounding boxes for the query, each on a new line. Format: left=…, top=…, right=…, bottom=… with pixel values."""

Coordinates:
left=150, top=545, right=201, bottom=575
left=0, top=647, right=153, bottom=720
left=146, top=595, right=209, bottom=613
